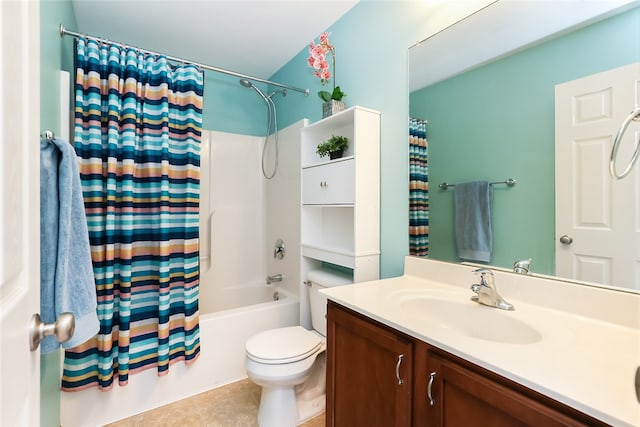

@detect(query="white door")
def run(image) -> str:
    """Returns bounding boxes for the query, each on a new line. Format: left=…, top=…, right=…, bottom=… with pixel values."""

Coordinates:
left=0, top=0, right=41, bottom=425
left=555, top=62, right=640, bottom=290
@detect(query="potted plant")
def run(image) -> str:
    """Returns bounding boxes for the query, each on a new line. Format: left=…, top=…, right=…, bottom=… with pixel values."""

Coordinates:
left=316, top=135, right=349, bottom=160
left=308, top=32, right=347, bottom=118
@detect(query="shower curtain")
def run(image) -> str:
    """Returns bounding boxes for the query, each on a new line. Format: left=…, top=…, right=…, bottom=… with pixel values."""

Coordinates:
left=61, top=38, right=204, bottom=391
left=409, top=118, right=429, bottom=256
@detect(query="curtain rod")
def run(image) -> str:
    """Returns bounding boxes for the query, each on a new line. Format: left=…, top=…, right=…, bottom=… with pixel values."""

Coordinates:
left=59, top=25, right=309, bottom=96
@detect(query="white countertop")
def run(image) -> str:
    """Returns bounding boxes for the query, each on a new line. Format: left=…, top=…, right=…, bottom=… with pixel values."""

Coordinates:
left=321, top=257, right=640, bottom=427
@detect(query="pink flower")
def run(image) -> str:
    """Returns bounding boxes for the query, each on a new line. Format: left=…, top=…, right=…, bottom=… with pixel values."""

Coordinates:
left=319, top=32, right=331, bottom=45
left=307, top=55, right=316, bottom=68
left=307, top=31, right=345, bottom=102
left=319, top=69, right=331, bottom=81
left=310, top=44, right=327, bottom=60
left=308, top=33, right=335, bottom=79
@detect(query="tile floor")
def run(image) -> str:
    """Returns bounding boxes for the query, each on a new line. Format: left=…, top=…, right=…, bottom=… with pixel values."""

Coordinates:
left=105, top=378, right=325, bottom=427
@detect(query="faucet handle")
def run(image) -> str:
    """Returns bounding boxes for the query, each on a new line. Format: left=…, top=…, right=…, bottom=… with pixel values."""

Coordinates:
left=513, top=258, right=532, bottom=274
left=473, top=268, right=494, bottom=286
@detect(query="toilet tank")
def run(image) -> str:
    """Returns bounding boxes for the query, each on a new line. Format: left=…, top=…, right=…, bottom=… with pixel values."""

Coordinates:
left=307, top=269, right=353, bottom=336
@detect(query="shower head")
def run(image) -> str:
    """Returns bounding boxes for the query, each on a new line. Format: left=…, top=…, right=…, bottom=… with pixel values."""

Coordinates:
left=240, top=79, right=286, bottom=100
left=239, top=78, right=280, bottom=179
left=239, top=78, right=270, bottom=104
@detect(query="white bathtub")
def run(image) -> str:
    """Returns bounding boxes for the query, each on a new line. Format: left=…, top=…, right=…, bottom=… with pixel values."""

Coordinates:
left=60, top=286, right=300, bottom=427
left=205, top=283, right=286, bottom=313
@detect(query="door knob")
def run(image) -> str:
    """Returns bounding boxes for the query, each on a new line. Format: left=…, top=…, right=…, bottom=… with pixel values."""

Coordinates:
left=559, top=235, right=573, bottom=245
left=29, top=312, right=75, bottom=352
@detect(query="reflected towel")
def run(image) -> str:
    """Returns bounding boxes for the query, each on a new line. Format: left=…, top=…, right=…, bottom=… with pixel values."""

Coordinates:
left=40, top=137, right=99, bottom=353
left=454, top=181, right=493, bottom=263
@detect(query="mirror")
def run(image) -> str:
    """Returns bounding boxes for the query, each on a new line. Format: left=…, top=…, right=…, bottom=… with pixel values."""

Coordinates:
left=409, top=0, right=640, bottom=292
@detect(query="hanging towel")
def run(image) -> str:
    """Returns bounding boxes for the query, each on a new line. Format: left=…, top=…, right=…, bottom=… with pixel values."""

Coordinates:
left=40, top=137, right=99, bottom=353
left=454, top=181, right=493, bottom=263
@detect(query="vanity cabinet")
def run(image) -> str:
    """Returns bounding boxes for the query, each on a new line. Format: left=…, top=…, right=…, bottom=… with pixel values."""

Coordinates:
left=327, top=301, right=610, bottom=427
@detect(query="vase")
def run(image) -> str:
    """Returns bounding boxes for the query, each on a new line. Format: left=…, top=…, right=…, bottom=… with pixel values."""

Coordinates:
left=329, top=149, right=344, bottom=160
left=322, top=100, right=346, bottom=118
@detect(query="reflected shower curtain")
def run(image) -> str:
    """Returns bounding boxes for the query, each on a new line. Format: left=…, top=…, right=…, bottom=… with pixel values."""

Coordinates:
left=62, top=38, right=204, bottom=391
left=409, top=118, right=429, bottom=256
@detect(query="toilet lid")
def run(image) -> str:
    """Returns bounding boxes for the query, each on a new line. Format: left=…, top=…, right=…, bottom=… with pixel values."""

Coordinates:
left=246, top=326, right=323, bottom=365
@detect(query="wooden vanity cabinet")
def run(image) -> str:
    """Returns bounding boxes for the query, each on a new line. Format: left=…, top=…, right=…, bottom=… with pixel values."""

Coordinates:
left=327, top=301, right=610, bottom=427
left=326, top=300, right=413, bottom=427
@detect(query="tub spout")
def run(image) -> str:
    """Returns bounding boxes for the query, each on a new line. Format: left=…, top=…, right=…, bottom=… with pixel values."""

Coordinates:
left=266, top=274, right=283, bottom=285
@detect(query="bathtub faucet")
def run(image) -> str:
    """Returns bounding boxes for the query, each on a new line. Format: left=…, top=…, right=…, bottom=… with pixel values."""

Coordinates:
left=266, top=274, right=283, bottom=285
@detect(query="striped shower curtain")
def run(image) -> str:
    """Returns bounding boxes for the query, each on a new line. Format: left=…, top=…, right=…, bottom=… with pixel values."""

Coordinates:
left=62, top=38, right=204, bottom=391
left=409, top=118, right=429, bottom=256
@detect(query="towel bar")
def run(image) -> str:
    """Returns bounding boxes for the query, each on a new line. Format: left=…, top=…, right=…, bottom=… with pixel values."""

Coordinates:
left=439, top=178, right=516, bottom=190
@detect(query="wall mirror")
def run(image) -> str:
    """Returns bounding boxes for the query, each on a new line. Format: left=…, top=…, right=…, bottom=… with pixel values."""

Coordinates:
left=409, top=0, right=640, bottom=293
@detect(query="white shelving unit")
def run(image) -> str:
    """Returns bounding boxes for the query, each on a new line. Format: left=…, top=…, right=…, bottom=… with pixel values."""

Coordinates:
left=299, top=106, right=380, bottom=327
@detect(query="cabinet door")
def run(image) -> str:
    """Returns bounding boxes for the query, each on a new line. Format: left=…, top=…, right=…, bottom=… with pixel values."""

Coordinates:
left=327, top=302, right=413, bottom=427
left=423, top=351, right=606, bottom=427
left=302, top=159, right=355, bottom=205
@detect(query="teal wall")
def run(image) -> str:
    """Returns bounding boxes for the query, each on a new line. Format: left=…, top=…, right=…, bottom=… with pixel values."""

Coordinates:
left=41, top=2, right=636, bottom=423
left=271, top=1, right=438, bottom=278
left=410, top=8, right=640, bottom=274
left=202, top=73, right=275, bottom=136
left=40, top=2, right=78, bottom=426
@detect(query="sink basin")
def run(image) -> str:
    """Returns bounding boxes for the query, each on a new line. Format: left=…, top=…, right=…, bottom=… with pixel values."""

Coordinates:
left=398, top=296, right=542, bottom=344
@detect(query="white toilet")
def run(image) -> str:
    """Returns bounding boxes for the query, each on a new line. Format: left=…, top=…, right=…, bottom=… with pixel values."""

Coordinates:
left=245, top=269, right=352, bottom=427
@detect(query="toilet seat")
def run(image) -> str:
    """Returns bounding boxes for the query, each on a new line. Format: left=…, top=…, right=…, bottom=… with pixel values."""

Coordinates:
left=246, top=326, right=323, bottom=365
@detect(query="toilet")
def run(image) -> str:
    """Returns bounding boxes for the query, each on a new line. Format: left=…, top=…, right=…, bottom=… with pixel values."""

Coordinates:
left=245, top=269, right=352, bottom=427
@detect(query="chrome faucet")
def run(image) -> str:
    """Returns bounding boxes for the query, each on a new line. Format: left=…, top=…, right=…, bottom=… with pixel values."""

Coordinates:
left=266, top=274, right=283, bottom=285
left=470, top=268, right=514, bottom=310
left=513, top=258, right=532, bottom=275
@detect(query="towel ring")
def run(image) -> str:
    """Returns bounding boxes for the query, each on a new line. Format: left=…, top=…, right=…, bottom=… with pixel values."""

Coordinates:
left=609, top=107, right=640, bottom=180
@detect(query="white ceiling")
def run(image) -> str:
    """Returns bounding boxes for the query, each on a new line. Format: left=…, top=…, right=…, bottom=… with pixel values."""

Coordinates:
left=409, top=0, right=640, bottom=91
left=71, top=0, right=359, bottom=80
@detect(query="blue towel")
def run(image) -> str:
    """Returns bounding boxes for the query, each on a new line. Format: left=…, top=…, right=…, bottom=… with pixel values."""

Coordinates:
left=454, top=181, right=493, bottom=263
left=40, top=137, right=99, bottom=353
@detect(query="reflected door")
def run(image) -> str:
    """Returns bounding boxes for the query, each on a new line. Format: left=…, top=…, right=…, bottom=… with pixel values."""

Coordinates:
left=555, top=62, right=640, bottom=290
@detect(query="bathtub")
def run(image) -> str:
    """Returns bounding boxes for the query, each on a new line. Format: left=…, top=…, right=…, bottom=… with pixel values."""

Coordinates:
left=60, top=286, right=300, bottom=427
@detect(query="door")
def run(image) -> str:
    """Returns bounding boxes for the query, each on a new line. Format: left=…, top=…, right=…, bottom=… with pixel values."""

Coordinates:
left=425, top=352, right=601, bottom=427
left=0, top=0, right=41, bottom=425
left=555, top=62, right=640, bottom=290
left=302, top=159, right=355, bottom=205
left=326, top=301, right=413, bottom=427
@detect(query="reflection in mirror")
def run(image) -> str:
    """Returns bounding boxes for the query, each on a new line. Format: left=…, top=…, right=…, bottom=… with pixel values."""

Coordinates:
left=408, top=1, right=640, bottom=292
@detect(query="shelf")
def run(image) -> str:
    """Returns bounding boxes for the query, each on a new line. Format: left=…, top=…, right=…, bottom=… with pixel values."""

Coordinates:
left=300, top=105, right=380, bottom=298
left=302, top=244, right=356, bottom=268
left=302, top=203, right=355, bottom=208
left=304, top=105, right=380, bottom=130
left=302, top=155, right=354, bottom=170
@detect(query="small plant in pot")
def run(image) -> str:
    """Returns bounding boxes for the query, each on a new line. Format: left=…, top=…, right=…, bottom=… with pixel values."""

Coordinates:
left=316, top=135, right=349, bottom=160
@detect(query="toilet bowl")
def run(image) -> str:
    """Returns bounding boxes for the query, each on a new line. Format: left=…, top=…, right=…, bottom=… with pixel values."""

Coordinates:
left=245, top=269, right=352, bottom=427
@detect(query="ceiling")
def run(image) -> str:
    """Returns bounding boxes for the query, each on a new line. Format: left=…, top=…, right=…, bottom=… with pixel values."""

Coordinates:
left=409, top=0, right=639, bottom=91
left=71, top=0, right=359, bottom=80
